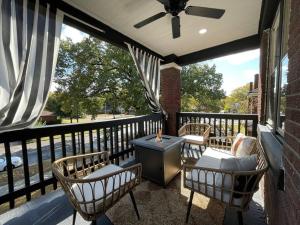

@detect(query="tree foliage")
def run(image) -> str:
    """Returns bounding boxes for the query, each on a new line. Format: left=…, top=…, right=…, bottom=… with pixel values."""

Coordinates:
left=181, top=64, right=225, bottom=112
left=223, top=84, right=249, bottom=113
left=53, top=37, right=150, bottom=119
left=50, top=35, right=227, bottom=120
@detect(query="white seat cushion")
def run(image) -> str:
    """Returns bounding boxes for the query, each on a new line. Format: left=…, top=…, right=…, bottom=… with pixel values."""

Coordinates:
left=203, top=147, right=234, bottom=160
left=182, top=135, right=204, bottom=144
left=71, top=164, right=135, bottom=214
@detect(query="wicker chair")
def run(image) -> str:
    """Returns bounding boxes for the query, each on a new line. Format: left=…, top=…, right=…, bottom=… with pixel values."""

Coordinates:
left=183, top=136, right=268, bottom=225
left=178, top=123, right=211, bottom=156
left=52, top=151, right=142, bottom=225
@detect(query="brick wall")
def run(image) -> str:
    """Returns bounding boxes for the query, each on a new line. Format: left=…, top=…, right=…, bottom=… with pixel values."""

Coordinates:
left=160, top=66, right=181, bottom=136
left=282, top=0, right=300, bottom=223
left=262, top=0, right=300, bottom=224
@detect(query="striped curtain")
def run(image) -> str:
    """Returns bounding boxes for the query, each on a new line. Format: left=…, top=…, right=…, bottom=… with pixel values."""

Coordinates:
left=0, top=0, right=63, bottom=132
left=127, top=44, right=167, bottom=117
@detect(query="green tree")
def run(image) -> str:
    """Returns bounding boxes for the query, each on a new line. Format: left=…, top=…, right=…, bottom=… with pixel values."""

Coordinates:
left=46, top=93, right=64, bottom=117
left=84, top=97, right=105, bottom=120
left=53, top=37, right=150, bottom=118
left=223, top=84, right=249, bottom=113
left=181, top=64, right=225, bottom=112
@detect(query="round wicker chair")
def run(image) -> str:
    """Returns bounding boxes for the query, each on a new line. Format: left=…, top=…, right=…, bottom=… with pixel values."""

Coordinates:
left=178, top=123, right=211, bottom=157
left=183, top=136, right=268, bottom=225
left=52, top=151, right=142, bottom=225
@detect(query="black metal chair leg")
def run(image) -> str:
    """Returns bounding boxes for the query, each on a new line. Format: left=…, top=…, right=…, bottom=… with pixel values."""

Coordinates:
left=181, top=142, right=186, bottom=154
left=72, top=209, right=77, bottom=225
left=237, top=211, right=243, bottom=225
left=199, top=145, right=203, bottom=156
left=129, top=190, right=140, bottom=220
left=185, top=191, right=194, bottom=223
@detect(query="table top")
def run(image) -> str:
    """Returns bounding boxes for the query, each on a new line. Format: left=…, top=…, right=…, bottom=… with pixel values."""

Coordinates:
left=130, top=134, right=184, bottom=152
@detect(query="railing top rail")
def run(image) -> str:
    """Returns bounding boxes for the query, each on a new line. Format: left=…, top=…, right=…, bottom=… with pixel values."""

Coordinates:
left=177, top=112, right=258, bottom=119
left=0, top=113, right=162, bottom=143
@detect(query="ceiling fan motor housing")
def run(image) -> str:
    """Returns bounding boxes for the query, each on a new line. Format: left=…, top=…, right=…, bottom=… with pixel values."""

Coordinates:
left=164, top=0, right=188, bottom=16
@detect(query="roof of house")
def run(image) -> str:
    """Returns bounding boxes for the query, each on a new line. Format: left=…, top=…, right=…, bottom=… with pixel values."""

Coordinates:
left=40, top=110, right=56, bottom=117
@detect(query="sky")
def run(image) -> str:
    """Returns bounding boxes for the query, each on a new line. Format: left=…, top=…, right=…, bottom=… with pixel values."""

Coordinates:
left=60, top=24, right=260, bottom=95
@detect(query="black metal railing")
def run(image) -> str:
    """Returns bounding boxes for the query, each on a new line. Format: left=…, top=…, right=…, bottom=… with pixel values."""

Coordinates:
left=0, top=113, right=164, bottom=209
left=176, top=112, right=258, bottom=137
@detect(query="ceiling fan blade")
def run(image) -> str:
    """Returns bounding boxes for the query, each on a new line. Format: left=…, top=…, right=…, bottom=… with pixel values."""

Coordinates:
left=185, top=6, right=225, bottom=19
left=172, top=16, right=180, bottom=39
left=156, top=0, right=169, bottom=7
left=134, top=12, right=166, bottom=28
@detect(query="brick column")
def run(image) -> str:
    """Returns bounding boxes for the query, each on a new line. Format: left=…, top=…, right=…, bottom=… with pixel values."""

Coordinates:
left=258, top=30, right=269, bottom=124
left=160, top=63, right=181, bottom=136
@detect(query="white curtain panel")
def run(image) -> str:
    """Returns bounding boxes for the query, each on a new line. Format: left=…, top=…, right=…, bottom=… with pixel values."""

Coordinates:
left=0, top=0, right=63, bottom=132
left=127, top=44, right=167, bottom=117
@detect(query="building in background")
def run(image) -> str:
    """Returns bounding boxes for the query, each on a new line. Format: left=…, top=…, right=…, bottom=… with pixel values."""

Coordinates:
left=248, top=74, right=259, bottom=114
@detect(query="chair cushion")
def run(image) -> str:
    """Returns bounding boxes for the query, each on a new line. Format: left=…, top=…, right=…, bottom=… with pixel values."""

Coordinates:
left=182, top=135, right=204, bottom=145
left=231, top=133, right=244, bottom=156
left=236, top=136, right=257, bottom=157
left=203, top=147, right=234, bottom=160
left=216, top=154, right=258, bottom=188
left=71, top=164, right=135, bottom=214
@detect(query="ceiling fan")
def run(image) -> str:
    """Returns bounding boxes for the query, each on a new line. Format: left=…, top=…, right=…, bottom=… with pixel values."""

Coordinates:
left=133, top=0, right=225, bottom=39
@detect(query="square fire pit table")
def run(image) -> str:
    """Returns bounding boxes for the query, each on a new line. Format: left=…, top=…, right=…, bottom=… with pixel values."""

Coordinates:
left=131, top=134, right=184, bottom=186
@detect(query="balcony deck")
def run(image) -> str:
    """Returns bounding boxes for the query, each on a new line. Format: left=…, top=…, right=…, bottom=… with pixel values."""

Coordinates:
left=0, top=172, right=266, bottom=225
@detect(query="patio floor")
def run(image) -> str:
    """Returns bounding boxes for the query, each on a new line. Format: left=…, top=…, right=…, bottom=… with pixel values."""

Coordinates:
left=0, top=173, right=266, bottom=225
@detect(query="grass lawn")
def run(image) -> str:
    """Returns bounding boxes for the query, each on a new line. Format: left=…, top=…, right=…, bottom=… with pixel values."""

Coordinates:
left=61, top=114, right=135, bottom=124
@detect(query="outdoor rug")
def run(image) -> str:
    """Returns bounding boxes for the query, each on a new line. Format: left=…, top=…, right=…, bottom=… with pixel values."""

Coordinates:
left=107, top=173, right=225, bottom=225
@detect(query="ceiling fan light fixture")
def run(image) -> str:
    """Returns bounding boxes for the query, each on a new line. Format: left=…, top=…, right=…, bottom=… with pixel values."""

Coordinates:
left=198, top=28, right=207, bottom=34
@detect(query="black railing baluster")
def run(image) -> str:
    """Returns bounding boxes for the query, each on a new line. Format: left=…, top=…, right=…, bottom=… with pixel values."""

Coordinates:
left=89, top=130, right=94, bottom=153
left=219, top=118, right=222, bottom=136
left=36, top=138, right=45, bottom=195
left=4, top=142, right=14, bottom=208
left=225, top=119, right=228, bottom=136
left=211, top=118, right=215, bottom=136
left=120, top=124, right=124, bottom=160
left=71, top=132, right=77, bottom=155
left=96, top=129, right=101, bottom=152
left=81, top=131, right=85, bottom=155
left=110, top=127, right=114, bottom=163
left=231, top=119, right=234, bottom=136
left=134, top=122, right=138, bottom=138
left=130, top=123, right=134, bottom=156
left=103, top=128, right=108, bottom=152
left=125, top=124, right=129, bottom=158
left=61, top=134, right=66, bottom=158
left=50, top=135, right=57, bottom=189
left=21, top=140, right=31, bottom=201
left=238, top=120, right=241, bottom=133
left=245, top=120, right=248, bottom=135
left=114, top=126, right=119, bottom=165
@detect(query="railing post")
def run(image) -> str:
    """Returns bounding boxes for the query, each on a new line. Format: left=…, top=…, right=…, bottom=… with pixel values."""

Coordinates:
left=176, top=112, right=180, bottom=136
left=252, top=115, right=258, bottom=137
left=138, top=120, right=145, bottom=138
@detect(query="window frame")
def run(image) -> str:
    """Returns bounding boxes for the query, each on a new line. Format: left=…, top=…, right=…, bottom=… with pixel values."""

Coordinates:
left=265, top=0, right=290, bottom=137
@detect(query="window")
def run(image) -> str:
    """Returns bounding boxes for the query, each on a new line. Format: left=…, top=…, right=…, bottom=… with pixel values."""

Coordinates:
left=266, top=0, right=290, bottom=136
